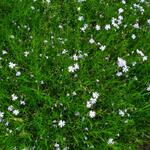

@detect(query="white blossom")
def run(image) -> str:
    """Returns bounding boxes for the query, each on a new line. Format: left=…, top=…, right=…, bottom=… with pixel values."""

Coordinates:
left=9, top=62, right=16, bottom=69
left=107, top=138, right=114, bottom=145
left=89, top=110, right=96, bottom=118
left=13, top=109, right=19, bottom=116
left=58, top=120, right=66, bottom=128
left=11, top=94, right=18, bottom=101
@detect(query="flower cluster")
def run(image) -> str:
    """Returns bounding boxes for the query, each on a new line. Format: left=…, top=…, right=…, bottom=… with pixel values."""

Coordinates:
left=117, top=57, right=129, bottom=76
left=86, top=92, right=99, bottom=118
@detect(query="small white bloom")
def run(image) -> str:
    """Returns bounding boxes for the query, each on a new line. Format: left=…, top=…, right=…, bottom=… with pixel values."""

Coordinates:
left=118, top=57, right=126, bottom=67
left=11, top=94, right=18, bottom=101
left=78, top=16, right=84, bottom=21
left=92, top=92, right=99, bottom=99
left=133, top=23, right=140, bottom=29
left=118, top=15, right=123, bottom=20
left=122, top=0, right=126, bottom=4
left=68, top=66, right=75, bottom=73
left=54, top=143, right=60, bottom=148
left=31, top=6, right=35, bottom=10
left=8, top=105, right=14, bottom=111
left=46, top=0, right=51, bottom=3
left=119, top=109, right=125, bottom=117
left=143, top=56, right=148, bottom=61
left=72, top=54, right=78, bottom=61
left=147, top=19, right=150, bottom=24
left=9, top=62, right=16, bottom=69
left=136, top=49, right=144, bottom=57
left=13, top=109, right=19, bottom=116
left=107, top=138, right=114, bottom=145
left=90, top=98, right=97, bottom=104
left=0, top=111, right=4, bottom=118
left=95, top=25, right=100, bottom=30
left=89, top=110, right=96, bottom=118
left=99, top=45, right=106, bottom=51
left=2, top=50, right=7, bottom=55
left=122, top=66, right=128, bottom=72
left=24, top=51, right=29, bottom=57
left=147, top=85, right=150, bottom=91
left=116, top=71, right=122, bottom=77
left=89, top=38, right=95, bottom=44
left=44, top=40, right=48, bottom=43
left=20, top=100, right=26, bottom=105
left=58, top=120, right=66, bottom=128
left=74, top=63, right=79, bottom=70
left=131, top=34, right=136, bottom=39
left=62, top=49, right=68, bottom=54
left=72, top=91, right=77, bottom=96
left=105, top=24, right=111, bottom=30
left=86, top=101, right=92, bottom=108
left=118, top=8, right=124, bottom=14
left=16, top=71, right=21, bottom=77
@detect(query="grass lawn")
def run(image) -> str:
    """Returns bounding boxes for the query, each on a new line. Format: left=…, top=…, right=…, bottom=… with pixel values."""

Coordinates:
left=0, top=0, right=150, bottom=149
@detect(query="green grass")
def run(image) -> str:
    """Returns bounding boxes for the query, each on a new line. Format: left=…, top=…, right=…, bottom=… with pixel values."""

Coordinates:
left=0, top=0, right=150, bottom=149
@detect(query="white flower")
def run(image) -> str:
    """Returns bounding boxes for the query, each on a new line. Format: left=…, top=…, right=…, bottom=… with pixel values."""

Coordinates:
left=140, top=0, right=145, bottom=2
left=16, top=71, right=21, bottom=77
left=89, top=110, right=96, bottom=118
left=72, top=54, right=78, bottom=61
left=0, top=111, right=4, bottom=118
left=74, top=63, right=79, bottom=70
left=118, top=15, right=123, bottom=20
left=105, top=24, right=111, bottom=30
left=81, top=24, right=88, bottom=32
left=2, top=50, right=7, bottom=55
left=147, top=19, right=150, bottom=24
left=11, top=94, right=18, bottom=101
left=107, top=138, right=114, bottom=145
left=99, top=45, right=106, bottom=51
left=86, top=101, right=92, bottom=108
left=54, top=143, right=60, bottom=148
left=131, top=34, right=136, bottom=39
left=116, top=71, right=122, bottom=77
left=143, top=56, right=148, bottom=61
left=68, top=66, right=75, bottom=73
left=122, top=66, right=128, bottom=72
left=92, top=92, right=99, bottom=99
left=78, top=16, right=84, bottom=21
left=68, top=63, right=79, bottom=73
left=133, top=23, right=139, bottom=29
left=13, top=109, right=19, bottom=115
left=95, top=25, right=100, bottom=30
left=122, top=0, right=126, bottom=4
left=119, top=109, right=125, bottom=117
left=8, top=105, right=14, bottom=111
left=58, top=120, right=65, bottom=128
left=24, top=51, right=29, bottom=57
left=118, top=8, right=124, bottom=14
left=147, top=85, right=150, bottom=91
left=90, top=98, right=97, bottom=104
left=20, top=100, right=26, bottom=105
left=78, top=0, right=86, bottom=2
left=62, top=49, right=68, bottom=54
left=89, top=38, right=95, bottom=44
left=9, top=62, right=16, bottom=69
left=136, top=49, right=144, bottom=57
left=46, top=0, right=51, bottom=3
left=118, top=57, right=126, bottom=67
left=72, top=91, right=77, bottom=96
